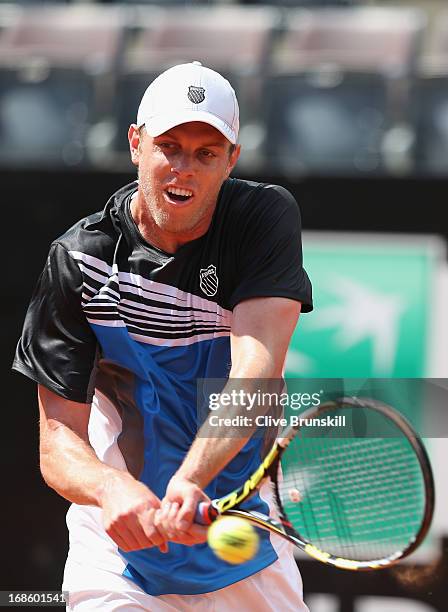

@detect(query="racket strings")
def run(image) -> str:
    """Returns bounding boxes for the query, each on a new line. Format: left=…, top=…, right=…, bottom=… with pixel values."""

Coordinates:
left=277, top=418, right=427, bottom=562
left=296, top=444, right=423, bottom=559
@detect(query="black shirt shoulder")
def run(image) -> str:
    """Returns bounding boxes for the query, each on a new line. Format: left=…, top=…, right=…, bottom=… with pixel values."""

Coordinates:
left=210, top=178, right=313, bottom=311
left=11, top=182, right=137, bottom=402
left=54, top=181, right=137, bottom=261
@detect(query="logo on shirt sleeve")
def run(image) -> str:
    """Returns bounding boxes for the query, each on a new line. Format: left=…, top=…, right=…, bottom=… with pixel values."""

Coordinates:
left=199, top=264, right=218, bottom=297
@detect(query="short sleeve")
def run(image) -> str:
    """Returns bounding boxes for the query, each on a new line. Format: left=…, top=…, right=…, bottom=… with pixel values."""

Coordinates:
left=12, top=242, right=98, bottom=402
left=228, top=185, right=313, bottom=311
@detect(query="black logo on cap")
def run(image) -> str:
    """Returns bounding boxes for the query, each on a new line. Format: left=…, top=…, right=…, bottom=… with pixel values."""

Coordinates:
left=188, top=86, right=205, bottom=104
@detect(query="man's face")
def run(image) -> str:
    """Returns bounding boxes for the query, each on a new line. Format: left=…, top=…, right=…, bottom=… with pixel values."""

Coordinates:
left=129, top=122, right=240, bottom=241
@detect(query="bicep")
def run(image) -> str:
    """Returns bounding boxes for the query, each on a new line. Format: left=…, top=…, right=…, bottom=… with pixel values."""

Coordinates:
left=230, top=297, right=301, bottom=377
left=38, top=384, right=91, bottom=443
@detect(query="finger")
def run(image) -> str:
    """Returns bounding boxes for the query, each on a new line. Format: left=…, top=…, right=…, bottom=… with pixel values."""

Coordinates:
left=152, top=513, right=169, bottom=553
left=188, top=524, right=208, bottom=540
left=108, top=522, right=142, bottom=552
left=159, top=501, right=177, bottom=534
left=154, top=506, right=173, bottom=540
left=158, top=540, right=169, bottom=554
left=181, top=524, right=208, bottom=545
left=176, top=495, right=200, bottom=531
left=151, top=524, right=169, bottom=552
left=170, top=525, right=208, bottom=546
left=166, top=501, right=180, bottom=533
left=107, top=527, right=129, bottom=551
left=160, top=502, right=180, bottom=539
left=141, top=508, right=168, bottom=550
left=126, top=514, right=160, bottom=551
left=108, top=509, right=159, bottom=552
left=172, top=533, right=208, bottom=546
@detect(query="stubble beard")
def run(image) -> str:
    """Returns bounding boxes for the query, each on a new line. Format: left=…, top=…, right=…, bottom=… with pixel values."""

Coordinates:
left=138, top=166, right=220, bottom=235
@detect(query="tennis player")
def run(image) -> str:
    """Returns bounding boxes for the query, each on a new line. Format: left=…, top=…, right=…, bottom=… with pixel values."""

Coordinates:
left=13, top=62, right=313, bottom=610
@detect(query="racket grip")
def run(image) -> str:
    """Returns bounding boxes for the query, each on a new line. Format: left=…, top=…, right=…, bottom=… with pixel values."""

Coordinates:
left=195, top=502, right=218, bottom=525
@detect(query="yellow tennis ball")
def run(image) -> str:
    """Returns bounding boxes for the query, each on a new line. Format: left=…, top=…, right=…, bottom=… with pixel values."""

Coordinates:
left=207, top=517, right=259, bottom=565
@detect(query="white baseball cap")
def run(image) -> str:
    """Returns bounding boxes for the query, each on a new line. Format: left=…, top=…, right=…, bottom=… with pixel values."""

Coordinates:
left=136, top=61, right=239, bottom=144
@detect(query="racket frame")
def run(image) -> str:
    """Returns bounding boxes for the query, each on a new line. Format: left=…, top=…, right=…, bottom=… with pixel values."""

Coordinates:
left=198, top=397, right=435, bottom=571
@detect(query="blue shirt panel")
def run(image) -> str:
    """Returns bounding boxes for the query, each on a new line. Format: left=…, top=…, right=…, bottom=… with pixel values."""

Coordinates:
left=90, top=323, right=278, bottom=596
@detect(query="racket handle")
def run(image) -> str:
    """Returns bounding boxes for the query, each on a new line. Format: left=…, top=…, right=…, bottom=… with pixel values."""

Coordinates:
left=195, top=502, right=218, bottom=525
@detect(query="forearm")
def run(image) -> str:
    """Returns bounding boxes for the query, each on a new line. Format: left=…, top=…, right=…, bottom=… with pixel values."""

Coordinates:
left=173, top=298, right=300, bottom=491
left=176, top=357, right=279, bottom=488
left=175, top=436, right=248, bottom=489
left=40, top=421, right=132, bottom=506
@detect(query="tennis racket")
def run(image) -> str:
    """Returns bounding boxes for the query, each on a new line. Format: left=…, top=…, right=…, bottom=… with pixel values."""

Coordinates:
left=195, top=396, right=435, bottom=570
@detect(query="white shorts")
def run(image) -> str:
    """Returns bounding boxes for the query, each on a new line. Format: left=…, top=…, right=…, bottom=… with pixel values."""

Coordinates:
left=63, top=539, right=309, bottom=612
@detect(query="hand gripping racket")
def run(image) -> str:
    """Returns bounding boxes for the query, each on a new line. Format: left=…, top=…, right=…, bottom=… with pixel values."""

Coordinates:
left=195, top=397, right=435, bottom=570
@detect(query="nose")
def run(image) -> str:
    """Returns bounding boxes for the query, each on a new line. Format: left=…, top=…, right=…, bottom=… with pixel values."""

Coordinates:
left=170, top=152, right=194, bottom=177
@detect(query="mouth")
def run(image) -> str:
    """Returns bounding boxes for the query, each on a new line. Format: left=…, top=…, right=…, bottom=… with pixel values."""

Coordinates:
left=164, top=186, right=194, bottom=205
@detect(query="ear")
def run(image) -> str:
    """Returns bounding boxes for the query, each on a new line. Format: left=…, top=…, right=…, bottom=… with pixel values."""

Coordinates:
left=128, top=124, right=141, bottom=166
left=226, top=144, right=241, bottom=178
